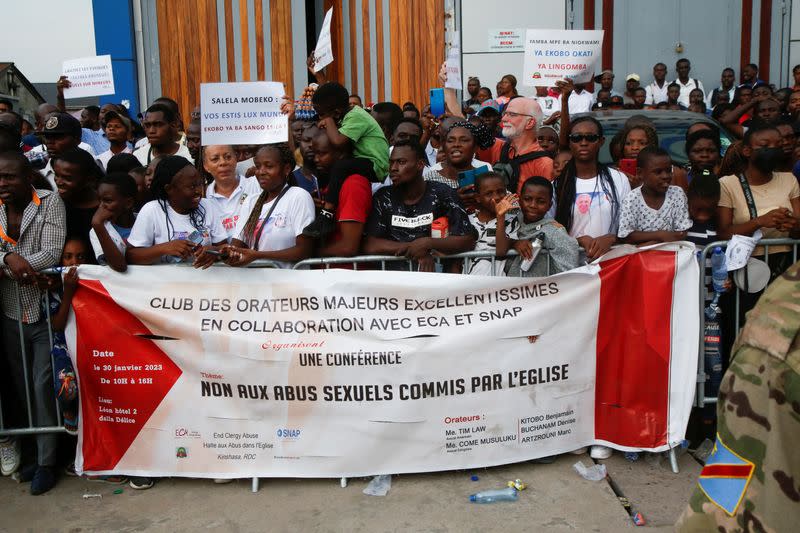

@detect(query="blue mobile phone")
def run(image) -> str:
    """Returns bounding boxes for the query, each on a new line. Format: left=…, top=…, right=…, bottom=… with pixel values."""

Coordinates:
left=458, top=169, right=476, bottom=189
left=430, top=88, right=445, bottom=117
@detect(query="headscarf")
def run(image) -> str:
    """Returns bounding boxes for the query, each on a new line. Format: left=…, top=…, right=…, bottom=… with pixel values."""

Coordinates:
left=448, top=120, right=495, bottom=150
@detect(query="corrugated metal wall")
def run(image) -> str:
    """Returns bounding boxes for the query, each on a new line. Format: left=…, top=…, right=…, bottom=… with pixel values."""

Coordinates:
left=139, top=0, right=446, bottom=119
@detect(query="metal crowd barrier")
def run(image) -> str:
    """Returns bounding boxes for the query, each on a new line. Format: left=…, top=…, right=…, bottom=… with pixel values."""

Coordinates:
left=0, top=284, right=64, bottom=439
left=695, top=239, right=800, bottom=409
left=4, top=244, right=706, bottom=488
left=293, top=249, right=525, bottom=275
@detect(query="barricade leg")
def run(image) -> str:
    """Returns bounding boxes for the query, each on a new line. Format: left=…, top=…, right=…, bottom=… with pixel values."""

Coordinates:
left=668, top=447, right=679, bottom=474
left=11, top=316, right=35, bottom=428
left=252, top=477, right=259, bottom=493
left=340, top=477, right=347, bottom=488
left=2, top=317, right=60, bottom=464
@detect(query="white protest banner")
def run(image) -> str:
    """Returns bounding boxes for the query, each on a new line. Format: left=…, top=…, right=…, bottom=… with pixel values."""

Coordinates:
left=313, top=8, right=334, bottom=73
left=488, top=29, right=525, bottom=52
left=200, top=82, right=287, bottom=145
left=522, top=29, right=604, bottom=86
left=68, top=245, right=698, bottom=479
left=62, top=55, right=115, bottom=99
left=445, top=31, right=462, bottom=90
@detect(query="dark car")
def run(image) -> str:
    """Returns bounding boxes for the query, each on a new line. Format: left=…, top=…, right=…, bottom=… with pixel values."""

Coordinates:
left=575, top=110, right=734, bottom=166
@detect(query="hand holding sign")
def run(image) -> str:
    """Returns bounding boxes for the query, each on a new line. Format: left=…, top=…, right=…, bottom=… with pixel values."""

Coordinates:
left=522, top=30, right=604, bottom=87
left=61, top=55, right=115, bottom=99
left=200, top=81, right=288, bottom=146
left=313, top=8, right=334, bottom=73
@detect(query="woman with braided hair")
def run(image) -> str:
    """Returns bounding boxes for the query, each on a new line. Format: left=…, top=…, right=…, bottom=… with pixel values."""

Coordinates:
left=126, top=155, right=227, bottom=267
left=223, top=143, right=315, bottom=268
left=554, top=116, right=631, bottom=264
left=423, top=120, right=494, bottom=211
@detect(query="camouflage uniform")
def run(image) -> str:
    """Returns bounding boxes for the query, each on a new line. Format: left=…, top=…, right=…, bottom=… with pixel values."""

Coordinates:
left=676, top=262, right=800, bottom=533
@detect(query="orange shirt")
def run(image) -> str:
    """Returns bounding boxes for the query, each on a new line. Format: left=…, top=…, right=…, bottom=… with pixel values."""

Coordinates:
left=476, top=138, right=554, bottom=194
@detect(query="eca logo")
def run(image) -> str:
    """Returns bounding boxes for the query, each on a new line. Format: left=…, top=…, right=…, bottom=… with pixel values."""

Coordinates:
left=175, top=428, right=189, bottom=437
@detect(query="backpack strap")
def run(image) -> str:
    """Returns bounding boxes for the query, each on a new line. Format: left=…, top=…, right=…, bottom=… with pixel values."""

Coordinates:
left=499, top=141, right=512, bottom=164
left=508, top=149, right=550, bottom=192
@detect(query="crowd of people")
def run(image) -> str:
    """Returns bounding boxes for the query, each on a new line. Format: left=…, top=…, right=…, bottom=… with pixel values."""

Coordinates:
left=0, top=55, right=799, bottom=496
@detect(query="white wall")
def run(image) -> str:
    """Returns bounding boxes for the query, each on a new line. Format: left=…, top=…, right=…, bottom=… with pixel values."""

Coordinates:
left=461, top=0, right=566, bottom=97
left=0, top=0, right=96, bottom=83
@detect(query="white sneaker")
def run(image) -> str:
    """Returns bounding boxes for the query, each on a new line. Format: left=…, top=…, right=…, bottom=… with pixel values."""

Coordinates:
left=0, top=438, right=21, bottom=476
left=590, top=445, right=612, bottom=459
left=570, top=447, right=588, bottom=455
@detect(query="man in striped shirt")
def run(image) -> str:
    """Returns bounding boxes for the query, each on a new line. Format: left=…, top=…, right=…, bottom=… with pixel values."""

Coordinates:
left=0, top=150, right=66, bottom=494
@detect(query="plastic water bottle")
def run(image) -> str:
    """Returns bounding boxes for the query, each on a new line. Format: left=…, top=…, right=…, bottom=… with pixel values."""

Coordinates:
left=469, top=486, right=519, bottom=503
left=710, top=247, right=727, bottom=294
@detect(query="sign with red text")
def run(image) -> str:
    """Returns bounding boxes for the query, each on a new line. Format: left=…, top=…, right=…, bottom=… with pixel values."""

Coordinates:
left=522, top=29, right=604, bottom=86
left=200, top=81, right=287, bottom=145
left=62, top=55, right=115, bottom=99
left=488, top=29, right=525, bottom=52
left=445, top=31, right=463, bottom=90
left=67, top=244, right=698, bottom=479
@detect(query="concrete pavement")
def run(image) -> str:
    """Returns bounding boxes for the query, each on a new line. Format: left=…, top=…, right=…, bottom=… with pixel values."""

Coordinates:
left=0, top=452, right=700, bottom=532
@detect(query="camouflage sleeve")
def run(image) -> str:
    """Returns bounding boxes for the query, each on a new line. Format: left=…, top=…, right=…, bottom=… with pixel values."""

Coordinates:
left=676, top=264, right=800, bottom=533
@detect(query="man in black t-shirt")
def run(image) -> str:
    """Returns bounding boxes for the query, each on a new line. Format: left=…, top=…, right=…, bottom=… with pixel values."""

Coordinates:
left=364, top=140, right=475, bottom=271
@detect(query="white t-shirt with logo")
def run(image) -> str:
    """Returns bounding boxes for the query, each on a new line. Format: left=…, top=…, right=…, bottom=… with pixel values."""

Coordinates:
left=233, top=186, right=315, bottom=268
left=535, top=96, right=562, bottom=118
left=128, top=198, right=227, bottom=256
left=569, top=168, right=631, bottom=239
left=205, top=175, right=262, bottom=241
left=89, top=221, right=132, bottom=266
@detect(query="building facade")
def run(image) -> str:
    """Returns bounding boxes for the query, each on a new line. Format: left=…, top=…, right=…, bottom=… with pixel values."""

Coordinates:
left=5, top=0, right=799, bottom=120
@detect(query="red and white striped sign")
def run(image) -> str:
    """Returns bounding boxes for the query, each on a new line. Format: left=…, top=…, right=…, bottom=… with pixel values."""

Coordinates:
left=67, top=244, right=699, bottom=478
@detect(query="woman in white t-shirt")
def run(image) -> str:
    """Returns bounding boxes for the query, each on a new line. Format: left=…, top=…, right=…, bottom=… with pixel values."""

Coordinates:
left=554, top=116, right=631, bottom=261
left=126, top=156, right=228, bottom=267
left=203, top=144, right=261, bottom=241
left=223, top=144, right=315, bottom=268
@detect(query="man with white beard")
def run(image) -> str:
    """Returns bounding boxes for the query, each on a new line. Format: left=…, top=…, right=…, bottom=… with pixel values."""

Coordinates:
left=476, top=97, right=554, bottom=194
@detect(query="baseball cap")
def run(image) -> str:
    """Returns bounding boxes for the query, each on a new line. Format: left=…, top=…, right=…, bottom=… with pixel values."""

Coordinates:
left=102, top=110, right=132, bottom=130
left=593, top=70, right=614, bottom=83
left=626, top=73, right=641, bottom=82
left=476, top=99, right=501, bottom=116
left=41, top=112, right=81, bottom=137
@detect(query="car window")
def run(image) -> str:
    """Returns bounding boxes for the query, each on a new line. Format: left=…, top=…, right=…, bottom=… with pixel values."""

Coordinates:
left=596, top=117, right=732, bottom=166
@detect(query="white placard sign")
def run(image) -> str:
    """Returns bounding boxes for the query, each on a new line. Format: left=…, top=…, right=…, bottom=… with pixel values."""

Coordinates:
left=445, top=31, right=462, bottom=90
left=313, top=8, right=334, bottom=73
left=522, top=30, right=604, bottom=87
left=62, top=55, right=115, bottom=99
left=200, top=82, right=287, bottom=146
left=488, top=29, right=525, bottom=52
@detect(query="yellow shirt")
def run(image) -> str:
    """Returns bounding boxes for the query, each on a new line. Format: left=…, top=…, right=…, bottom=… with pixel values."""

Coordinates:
left=718, top=172, right=800, bottom=254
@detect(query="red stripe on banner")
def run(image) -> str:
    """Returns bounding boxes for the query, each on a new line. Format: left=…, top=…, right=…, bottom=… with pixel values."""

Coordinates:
left=73, top=279, right=182, bottom=471
left=595, top=251, right=675, bottom=447
left=701, top=464, right=754, bottom=478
